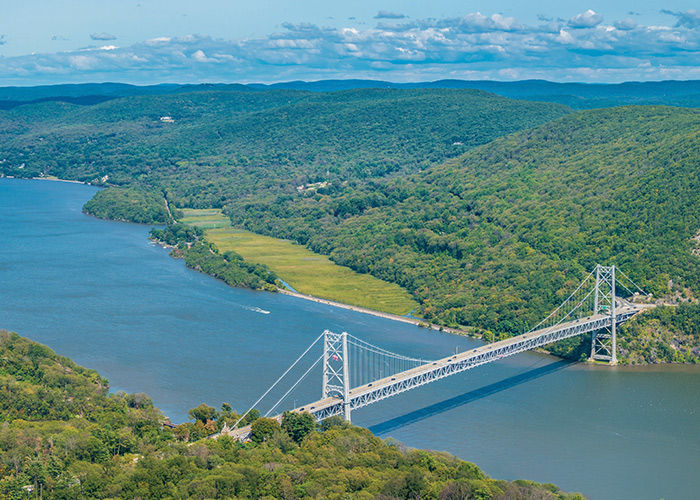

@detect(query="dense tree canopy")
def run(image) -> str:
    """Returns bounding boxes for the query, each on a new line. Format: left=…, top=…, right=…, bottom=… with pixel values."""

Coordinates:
left=83, top=186, right=173, bottom=224
left=225, top=106, right=700, bottom=355
left=0, top=87, right=571, bottom=202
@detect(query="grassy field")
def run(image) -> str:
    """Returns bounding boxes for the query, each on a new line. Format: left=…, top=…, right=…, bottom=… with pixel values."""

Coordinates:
left=180, top=209, right=420, bottom=316
left=179, top=209, right=231, bottom=229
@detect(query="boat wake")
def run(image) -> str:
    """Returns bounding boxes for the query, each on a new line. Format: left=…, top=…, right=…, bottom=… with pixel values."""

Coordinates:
left=245, top=306, right=270, bottom=315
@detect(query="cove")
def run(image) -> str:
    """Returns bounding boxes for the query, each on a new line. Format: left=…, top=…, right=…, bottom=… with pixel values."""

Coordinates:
left=1, top=177, right=699, bottom=500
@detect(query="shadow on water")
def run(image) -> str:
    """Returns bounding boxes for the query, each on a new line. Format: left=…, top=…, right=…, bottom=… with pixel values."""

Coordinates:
left=369, top=359, right=572, bottom=435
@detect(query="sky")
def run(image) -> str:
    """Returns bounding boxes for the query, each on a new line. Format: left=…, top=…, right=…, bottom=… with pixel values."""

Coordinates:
left=2, top=1, right=700, bottom=85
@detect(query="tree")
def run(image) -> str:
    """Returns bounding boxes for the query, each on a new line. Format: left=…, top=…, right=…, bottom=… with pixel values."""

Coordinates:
left=173, top=423, right=191, bottom=442
left=250, top=417, right=280, bottom=444
left=125, top=392, right=152, bottom=409
left=188, top=403, right=217, bottom=424
left=281, top=411, right=316, bottom=443
left=242, top=409, right=260, bottom=425
left=320, top=415, right=346, bottom=431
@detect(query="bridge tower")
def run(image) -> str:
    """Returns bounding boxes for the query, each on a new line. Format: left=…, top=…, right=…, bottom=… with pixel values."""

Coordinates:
left=590, top=265, right=618, bottom=365
left=322, top=330, right=351, bottom=422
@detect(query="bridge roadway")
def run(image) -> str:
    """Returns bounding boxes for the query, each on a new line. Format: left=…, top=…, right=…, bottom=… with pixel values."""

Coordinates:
left=223, top=300, right=653, bottom=441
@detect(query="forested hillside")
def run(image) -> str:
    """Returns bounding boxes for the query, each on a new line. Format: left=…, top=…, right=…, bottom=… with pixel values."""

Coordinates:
left=0, top=87, right=570, bottom=209
left=0, top=331, right=585, bottom=499
left=225, top=105, right=700, bottom=359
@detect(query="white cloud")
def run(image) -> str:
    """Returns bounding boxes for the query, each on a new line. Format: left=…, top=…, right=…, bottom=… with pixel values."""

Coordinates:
left=145, top=37, right=172, bottom=45
left=69, top=55, right=96, bottom=70
left=192, top=49, right=210, bottom=62
left=568, top=10, right=604, bottom=29
left=557, top=29, right=574, bottom=44
left=3, top=12, right=700, bottom=85
left=614, top=18, right=637, bottom=31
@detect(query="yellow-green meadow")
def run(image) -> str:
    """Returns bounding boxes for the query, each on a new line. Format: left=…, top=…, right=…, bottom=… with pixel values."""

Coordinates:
left=180, top=209, right=419, bottom=316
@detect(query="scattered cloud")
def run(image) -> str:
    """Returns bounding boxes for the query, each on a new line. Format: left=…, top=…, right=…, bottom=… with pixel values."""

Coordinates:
left=398, top=13, right=523, bottom=34
left=374, top=11, right=406, bottom=20
left=192, top=49, right=210, bottom=62
left=662, top=9, right=700, bottom=29
left=3, top=11, right=700, bottom=85
left=145, top=37, right=172, bottom=45
left=52, top=35, right=70, bottom=42
left=614, top=18, right=637, bottom=30
left=90, top=32, right=117, bottom=41
left=568, top=10, right=603, bottom=29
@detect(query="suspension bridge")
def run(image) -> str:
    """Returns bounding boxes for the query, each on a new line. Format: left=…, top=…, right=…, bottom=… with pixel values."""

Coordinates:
left=222, top=265, right=654, bottom=441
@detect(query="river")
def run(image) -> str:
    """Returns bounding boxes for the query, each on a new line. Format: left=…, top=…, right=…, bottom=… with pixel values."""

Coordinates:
left=1, top=177, right=698, bottom=500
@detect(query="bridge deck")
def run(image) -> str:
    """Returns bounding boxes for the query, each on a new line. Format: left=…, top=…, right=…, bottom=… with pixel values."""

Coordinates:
left=223, top=301, right=653, bottom=441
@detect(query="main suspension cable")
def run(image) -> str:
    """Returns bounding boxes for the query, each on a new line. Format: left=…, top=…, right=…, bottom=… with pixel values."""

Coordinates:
left=527, top=269, right=596, bottom=333
left=234, top=331, right=325, bottom=428
left=264, top=353, right=324, bottom=418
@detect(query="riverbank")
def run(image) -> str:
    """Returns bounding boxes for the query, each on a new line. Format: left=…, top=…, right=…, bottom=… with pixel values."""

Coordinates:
left=278, top=287, right=481, bottom=339
left=1, top=330, right=586, bottom=500
left=0, top=173, right=88, bottom=184
left=46, top=182, right=693, bottom=364
left=32, top=175, right=88, bottom=184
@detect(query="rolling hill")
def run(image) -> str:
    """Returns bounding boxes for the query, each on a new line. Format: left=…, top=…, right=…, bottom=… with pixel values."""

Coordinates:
left=225, top=105, right=700, bottom=361
left=0, top=86, right=571, bottom=209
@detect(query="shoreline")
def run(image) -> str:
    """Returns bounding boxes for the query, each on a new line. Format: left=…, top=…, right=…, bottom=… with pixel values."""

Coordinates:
left=32, top=176, right=89, bottom=185
left=277, top=287, right=480, bottom=339
left=16, top=180, right=471, bottom=339
left=1, top=175, right=87, bottom=186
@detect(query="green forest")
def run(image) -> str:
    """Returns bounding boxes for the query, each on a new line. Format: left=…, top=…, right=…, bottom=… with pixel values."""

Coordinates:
left=2, top=86, right=700, bottom=363
left=149, top=224, right=279, bottom=291
left=0, top=331, right=585, bottom=500
left=227, top=106, right=700, bottom=339
left=83, top=187, right=174, bottom=224
left=0, top=87, right=569, bottom=204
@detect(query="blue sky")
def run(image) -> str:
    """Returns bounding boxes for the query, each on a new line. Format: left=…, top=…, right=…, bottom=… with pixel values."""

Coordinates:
left=2, top=1, right=700, bottom=85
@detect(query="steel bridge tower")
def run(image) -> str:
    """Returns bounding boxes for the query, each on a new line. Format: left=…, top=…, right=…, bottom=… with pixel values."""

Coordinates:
left=590, top=264, right=618, bottom=365
left=322, top=331, right=351, bottom=422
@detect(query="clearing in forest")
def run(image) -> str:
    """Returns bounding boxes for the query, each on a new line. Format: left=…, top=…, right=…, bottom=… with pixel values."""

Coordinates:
left=180, top=209, right=419, bottom=316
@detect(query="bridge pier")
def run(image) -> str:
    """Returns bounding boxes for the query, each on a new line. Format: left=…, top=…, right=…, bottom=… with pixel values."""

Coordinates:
left=322, top=330, right=352, bottom=422
left=590, top=265, right=618, bottom=365
left=342, top=332, right=351, bottom=422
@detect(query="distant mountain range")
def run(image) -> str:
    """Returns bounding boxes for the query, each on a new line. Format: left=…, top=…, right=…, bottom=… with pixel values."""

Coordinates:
left=3, top=79, right=700, bottom=110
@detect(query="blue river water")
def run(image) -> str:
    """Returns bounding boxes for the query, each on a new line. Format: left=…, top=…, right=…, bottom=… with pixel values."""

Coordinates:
left=1, top=177, right=699, bottom=500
